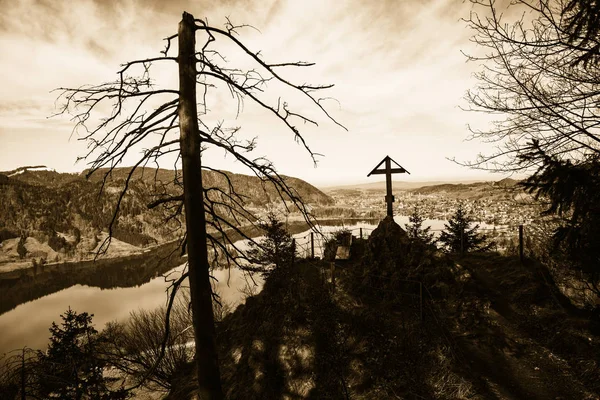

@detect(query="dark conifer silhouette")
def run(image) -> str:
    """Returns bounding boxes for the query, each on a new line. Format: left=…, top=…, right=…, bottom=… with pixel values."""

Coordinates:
left=438, top=203, right=490, bottom=254
left=246, top=212, right=295, bottom=275
left=36, top=308, right=129, bottom=399
left=521, top=145, right=600, bottom=296
left=405, top=204, right=435, bottom=246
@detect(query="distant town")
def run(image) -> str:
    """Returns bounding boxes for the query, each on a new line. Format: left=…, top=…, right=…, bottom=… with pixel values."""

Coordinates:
left=326, top=182, right=541, bottom=227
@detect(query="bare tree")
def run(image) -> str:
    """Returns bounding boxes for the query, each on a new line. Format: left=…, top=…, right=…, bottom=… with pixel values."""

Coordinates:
left=459, top=0, right=600, bottom=173
left=54, top=11, right=344, bottom=399
left=461, top=0, right=600, bottom=304
left=102, top=289, right=200, bottom=394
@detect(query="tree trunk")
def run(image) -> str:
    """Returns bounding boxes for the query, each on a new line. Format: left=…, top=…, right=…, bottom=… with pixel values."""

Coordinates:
left=178, top=11, right=224, bottom=400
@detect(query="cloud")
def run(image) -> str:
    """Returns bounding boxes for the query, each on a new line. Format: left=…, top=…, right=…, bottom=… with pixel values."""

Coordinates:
left=0, top=0, right=505, bottom=183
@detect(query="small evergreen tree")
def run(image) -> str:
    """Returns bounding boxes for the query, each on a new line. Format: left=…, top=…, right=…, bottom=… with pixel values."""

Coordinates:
left=438, top=203, right=490, bottom=254
left=16, top=236, right=27, bottom=259
left=405, top=204, right=435, bottom=245
left=247, top=213, right=295, bottom=275
left=37, top=308, right=128, bottom=399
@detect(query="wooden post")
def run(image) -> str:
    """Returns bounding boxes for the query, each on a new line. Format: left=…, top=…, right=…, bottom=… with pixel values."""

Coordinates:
left=330, top=262, right=336, bottom=291
left=310, top=232, right=315, bottom=259
left=179, top=12, right=223, bottom=399
left=519, top=225, right=524, bottom=263
left=360, top=227, right=363, bottom=239
left=291, top=238, right=296, bottom=266
left=460, top=223, right=464, bottom=257
left=385, top=157, right=393, bottom=217
left=419, top=283, right=423, bottom=322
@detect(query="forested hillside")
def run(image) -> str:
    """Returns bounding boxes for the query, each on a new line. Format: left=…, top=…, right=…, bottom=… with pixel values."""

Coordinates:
left=410, top=178, right=522, bottom=200
left=0, top=166, right=332, bottom=268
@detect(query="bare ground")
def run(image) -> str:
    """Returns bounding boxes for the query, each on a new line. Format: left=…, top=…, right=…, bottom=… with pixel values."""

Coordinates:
left=454, top=254, right=600, bottom=400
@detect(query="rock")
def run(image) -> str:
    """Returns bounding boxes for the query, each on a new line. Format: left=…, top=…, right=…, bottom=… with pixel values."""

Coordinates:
left=368, top=216, right=409, bottom=249
left=365, top=216, right=409, bottom=270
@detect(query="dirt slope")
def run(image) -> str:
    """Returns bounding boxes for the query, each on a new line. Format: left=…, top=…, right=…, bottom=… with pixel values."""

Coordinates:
left=455, top=254, right=599, bottom=400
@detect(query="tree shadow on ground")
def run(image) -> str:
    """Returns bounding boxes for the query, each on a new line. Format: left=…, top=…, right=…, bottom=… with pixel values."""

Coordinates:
left=169, top=244, right=600, bottom=399
left=217, top=262, right=348, bottom=399
left=175, top=258, right=459, bottom=399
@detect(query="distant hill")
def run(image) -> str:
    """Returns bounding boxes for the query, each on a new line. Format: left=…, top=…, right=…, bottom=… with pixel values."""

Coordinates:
left=408, top=178, right=525, bottom=201
left=1, top=167, right=332, bottom=206
left=83, top=167, right=333, bottom=207
left=321, top=179, right=488, bottom=191
left=0, top=166, right=332, bottom=266
left=410, top=178, right=519, bottom=194
left=1, top=168, right=80, bottom=187
left=2, top=165, right=53, bottom=176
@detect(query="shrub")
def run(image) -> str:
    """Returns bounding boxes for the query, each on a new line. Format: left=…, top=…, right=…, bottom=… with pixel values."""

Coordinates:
left=48, top=232, right=68, bottom=252
left=323, top=228, right=352, bottom=261
left=0, top=229, right=18, bottom=244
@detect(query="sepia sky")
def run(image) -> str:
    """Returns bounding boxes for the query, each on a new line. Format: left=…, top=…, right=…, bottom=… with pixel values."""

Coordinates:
left=0, top=0, right=517, bottom=186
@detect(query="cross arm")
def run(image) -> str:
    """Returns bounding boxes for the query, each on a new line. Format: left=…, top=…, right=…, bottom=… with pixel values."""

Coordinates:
left=368, top=168, right=407, bottom=176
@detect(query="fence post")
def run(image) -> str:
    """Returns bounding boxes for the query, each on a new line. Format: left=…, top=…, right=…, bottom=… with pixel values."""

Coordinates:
left=310, top=232, right=315, bottom=259
left=360, top=227, right=363, bottom=239
left=419, top=282, right=423, bottom=322
left=330, top=262, right=336, bottom=292
left=460, top=224, right=464, bottom=257
left=519, top=225, right=524, bottom=263
left=291, top=239, right=296, bottom=266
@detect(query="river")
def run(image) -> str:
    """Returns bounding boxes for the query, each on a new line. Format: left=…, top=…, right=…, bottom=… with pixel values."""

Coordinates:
left=0, top=216, right=495, bottom=355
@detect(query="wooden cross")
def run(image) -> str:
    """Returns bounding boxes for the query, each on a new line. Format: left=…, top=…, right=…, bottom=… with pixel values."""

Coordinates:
left=367, top=155, right=410, bottom=218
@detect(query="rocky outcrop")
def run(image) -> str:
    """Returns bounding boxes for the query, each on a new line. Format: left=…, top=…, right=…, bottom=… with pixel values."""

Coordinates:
left=361, top=216, right=410, bottom=273
left=367, top=216, right=409, bottom=257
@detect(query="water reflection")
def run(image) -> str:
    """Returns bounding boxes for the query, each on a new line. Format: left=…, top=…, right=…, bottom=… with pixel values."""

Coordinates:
left=0, top=242, right=184, bottom=315
left=0, top=264, right=262, bottom=355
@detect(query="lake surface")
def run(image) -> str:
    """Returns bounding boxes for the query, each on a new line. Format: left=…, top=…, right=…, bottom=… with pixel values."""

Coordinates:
left=0, top=216, right=495, bottom=355
left=0, top=264, right=261, bottom=355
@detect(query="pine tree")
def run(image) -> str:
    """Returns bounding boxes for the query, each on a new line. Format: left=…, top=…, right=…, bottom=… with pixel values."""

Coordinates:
left=521, top=146, right=600, bottom=296
left=405, top=204, right=435, bottom=245
left=438, top=203, right=490, bottom=254
left=247, top=213, right=295, bottom=275
left=37, top=308, right=128, bottom=399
